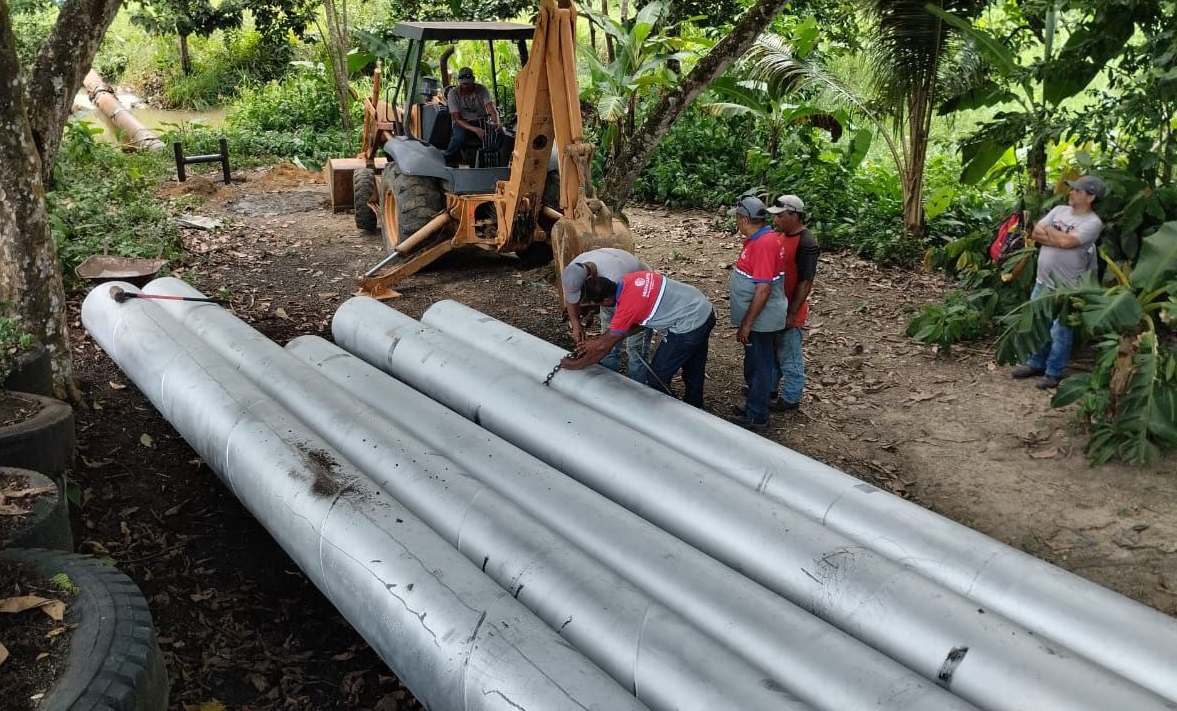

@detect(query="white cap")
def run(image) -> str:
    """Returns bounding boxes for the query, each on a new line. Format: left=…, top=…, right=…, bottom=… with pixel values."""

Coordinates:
left=766, top=194, right=805, bottom=214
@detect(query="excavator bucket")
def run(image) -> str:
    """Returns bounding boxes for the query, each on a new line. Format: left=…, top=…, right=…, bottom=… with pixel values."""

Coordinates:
left=550, top=209, right=634, bottom=277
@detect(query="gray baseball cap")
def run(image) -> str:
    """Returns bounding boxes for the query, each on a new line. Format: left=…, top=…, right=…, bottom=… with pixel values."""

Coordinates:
left=1066, top=175, right=1106, bottom=198
left=766, top=194, right=805, bottom=214
left=728, top=196, right=768, bottom=219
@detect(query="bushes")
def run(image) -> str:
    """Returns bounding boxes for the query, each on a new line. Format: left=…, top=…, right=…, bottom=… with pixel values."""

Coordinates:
left=48, top=121, right=183, bottom=280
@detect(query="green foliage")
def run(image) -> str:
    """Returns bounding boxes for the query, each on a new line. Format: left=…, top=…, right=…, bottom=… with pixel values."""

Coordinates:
left=0, top=303, right=37, bottom=385
left=997, top=225, right=1177, bottom=464
left=47, top=120, right=183, bottom=279
left=906, top=288, right=996, bottom=351
left=49, top=573, right=80, bottom=595
left=8, top=0, right=57, bottom=67
left=228, top=64, right=349, bottom=132
left=160, top=29, right=294, bottom=109
left=162, top=123, right=354, bottom=172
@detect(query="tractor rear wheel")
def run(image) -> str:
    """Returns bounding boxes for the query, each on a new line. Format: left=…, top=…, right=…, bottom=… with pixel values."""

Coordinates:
left=353, top=168, right=378, bottom=232
left=379, top=165, right=445, bottom=253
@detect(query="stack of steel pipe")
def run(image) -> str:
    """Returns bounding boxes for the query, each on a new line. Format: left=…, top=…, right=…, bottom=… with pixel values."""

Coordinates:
left=82, top=281, right=1177, bottom=711
left=418, top=298, right=1177, bottom=705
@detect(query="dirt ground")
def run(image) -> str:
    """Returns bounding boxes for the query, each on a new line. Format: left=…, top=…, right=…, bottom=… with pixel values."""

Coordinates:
left=61, top=164, right=1177, bottom=710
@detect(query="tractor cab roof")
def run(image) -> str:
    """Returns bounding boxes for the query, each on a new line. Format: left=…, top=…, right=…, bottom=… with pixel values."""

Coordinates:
left=390, top=22, right=536, bottom=42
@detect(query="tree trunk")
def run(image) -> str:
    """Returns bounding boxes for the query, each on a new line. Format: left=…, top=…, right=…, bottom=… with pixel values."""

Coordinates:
left=598, top=0, right=792, bottom=210
left=4, top=0, right=121, bottom=400
left=322, top=0, right=354, bottom=132
left=604, top=0, right=615, bottom=65
left=1028, top=133, right=1047, bottom=197
left=24, top=0, right=123, bottom=187
left=0, top=6, right=80, bottom=402
left=901, top=91, right=931, bottom=238
left=180, top=33, right=191, bottom=75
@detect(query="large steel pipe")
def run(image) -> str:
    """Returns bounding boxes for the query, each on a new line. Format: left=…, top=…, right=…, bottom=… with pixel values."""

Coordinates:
left=140, top=278, right=803, bottom=711
left=287, top=335, right=978, bottom=711
left=334, top=297, right=1176, bottom=711
left=81, top=284, right=647, bottom=711
left=420, top=299, right=1177, bottom=703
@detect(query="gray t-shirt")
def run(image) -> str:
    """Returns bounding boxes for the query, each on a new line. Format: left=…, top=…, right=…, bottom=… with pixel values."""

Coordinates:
left=447, top=84, right=493, bottom=123
left=1035, top=205, right=1103, bottom=288
left=640, top=278, right=714, bottom=334
left=561, top=248, right=649, bottom=304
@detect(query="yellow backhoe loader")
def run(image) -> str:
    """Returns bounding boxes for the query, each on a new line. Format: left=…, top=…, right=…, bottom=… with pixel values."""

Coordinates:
left=329, top=0, right=631, bottom=299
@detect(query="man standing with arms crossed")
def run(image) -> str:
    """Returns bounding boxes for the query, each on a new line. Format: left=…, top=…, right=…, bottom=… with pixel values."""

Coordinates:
left=767, top=194, right=820, bottom=412
left=727, top=196, right=788, bottom=431
left=561, top=247, right=653, bottom=383
left=1010, top=174, right=1106, bottom=389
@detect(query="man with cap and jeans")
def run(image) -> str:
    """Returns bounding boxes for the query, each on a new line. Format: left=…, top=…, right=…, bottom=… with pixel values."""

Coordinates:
left=767, top=194, right=820, bottom=412
left=445, top=67, right=501, bottom=165
left=561, top=247, right=653, bottom=383
left=727, top=195, right=788, bottom=431
left=560, top=271, right=716, bottom=408
left=1011, top=174, right=1106, bottom=389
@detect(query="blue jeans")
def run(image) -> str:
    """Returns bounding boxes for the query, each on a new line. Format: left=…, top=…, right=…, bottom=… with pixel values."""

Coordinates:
left=774, top=327, right=804, bottom=404
left=1025, top=282, right=1074, bottom=378
left=600, top=306, right=652, bottom=384
left=742, top=330, right=780, bottom=423
left=444, top=120, right=498, bottom=160
left=646, top=311, right=716, bottom=408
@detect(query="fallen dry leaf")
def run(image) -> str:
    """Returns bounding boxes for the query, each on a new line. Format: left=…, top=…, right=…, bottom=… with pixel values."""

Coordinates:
left=0, top=642, right=7, bottom=666
left=140, top=433, right=154, bottom=448
left=0, top=595, right=65, bottom=620
left=274, top=307, right=289, bottom=319
left=1029, top=447, right=1059, bottom=459
left=109, top=381, right=127, bottom=390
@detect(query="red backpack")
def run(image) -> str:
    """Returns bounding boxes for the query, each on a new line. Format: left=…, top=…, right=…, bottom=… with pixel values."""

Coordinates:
left=988, top=203, right=1026, bottom=263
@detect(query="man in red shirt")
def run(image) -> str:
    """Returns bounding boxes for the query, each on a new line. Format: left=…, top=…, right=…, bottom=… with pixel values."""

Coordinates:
left=560, top=271, right=716, bottom=407
left=767, top=194, right=820, bottom=411
left=727, top=196, right=787, bottom=430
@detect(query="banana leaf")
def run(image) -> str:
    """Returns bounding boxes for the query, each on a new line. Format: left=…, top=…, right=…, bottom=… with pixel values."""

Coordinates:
left=1129, top=221, right=1177, bottom=291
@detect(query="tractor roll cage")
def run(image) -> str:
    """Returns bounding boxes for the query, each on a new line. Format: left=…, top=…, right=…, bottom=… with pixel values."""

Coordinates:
left=385, top=22, right=534, bottom=143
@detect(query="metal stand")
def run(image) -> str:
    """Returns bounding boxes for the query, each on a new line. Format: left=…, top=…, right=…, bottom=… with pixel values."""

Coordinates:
left=174, top=138, right=231, bottom=184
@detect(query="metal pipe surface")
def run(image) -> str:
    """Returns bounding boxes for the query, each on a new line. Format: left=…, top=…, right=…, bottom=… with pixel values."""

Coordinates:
left=140, top=278, right=802, bottom=711
left=336, top=297, right=1176, bottom=711
left=287, top=335, right=977, bottom=711
left=419, top=299, right=1177, bottom=704
left=81, top=283, right=647, bottom=711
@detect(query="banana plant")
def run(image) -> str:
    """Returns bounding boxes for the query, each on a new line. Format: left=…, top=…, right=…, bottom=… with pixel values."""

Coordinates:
left=579, top=0, right=709, bottom=165
left=997, top=222, right=1177, bottom=464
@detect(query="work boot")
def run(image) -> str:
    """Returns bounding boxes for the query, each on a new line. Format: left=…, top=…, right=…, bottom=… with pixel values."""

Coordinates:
left=769, top=399, right=799, bottom=413
left=724, top=414, right=768, bottom=432
left=1035, top=375, right=1062, bottom=390
left=1011, top=365, right=1045, bottom=379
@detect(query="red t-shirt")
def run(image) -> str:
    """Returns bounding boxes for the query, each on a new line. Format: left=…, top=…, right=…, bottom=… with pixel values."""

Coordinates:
left=734, top=227, right=785, bottom=283
left=608, top=271, right=665, bottom=333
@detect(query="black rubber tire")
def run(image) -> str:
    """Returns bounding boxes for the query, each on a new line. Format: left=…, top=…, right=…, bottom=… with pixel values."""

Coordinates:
left=516, top=241, right=554, bottom=267
left=1, top=344, right=52, bottom=397
left=0, top=548, right=169, bottom=711
left=0, top=392, right=75, bottom=477
left=379, top=164, right=445, bottom=253
left=2, top=467, right=71, bottom=551
left=353, top=168, right=378, bottom=232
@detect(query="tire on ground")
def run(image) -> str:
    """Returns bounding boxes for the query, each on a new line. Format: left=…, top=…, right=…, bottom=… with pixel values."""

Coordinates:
left=379, top=165, right=445, bottom=253
left=353, top=168, right=378, bottom=232
left=0, top=392, right=75, bottom=477
left=0, top=548, right=169, bottom=711
left=1, top=345, right=53, bottom=397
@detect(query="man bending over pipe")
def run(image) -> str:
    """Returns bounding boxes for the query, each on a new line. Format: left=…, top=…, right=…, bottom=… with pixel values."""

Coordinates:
left=560, top=271, right=716, bottom=407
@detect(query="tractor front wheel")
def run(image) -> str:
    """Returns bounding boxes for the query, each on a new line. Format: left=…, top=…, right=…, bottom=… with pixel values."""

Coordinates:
left=379, top=165, right=445, bottom=254
left=353, top=168, right=378, bottom=232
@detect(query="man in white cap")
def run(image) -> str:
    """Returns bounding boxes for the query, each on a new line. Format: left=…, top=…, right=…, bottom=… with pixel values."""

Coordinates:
left=444, top=67, right=501, bottom=165
left=561, top=247, right=652, bottom=383
left=726, top=195, right=787, bottom=431
left=766, top=194, right=820, bottom=412
left=1010, top=174, right=1106, bottom=389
